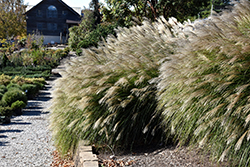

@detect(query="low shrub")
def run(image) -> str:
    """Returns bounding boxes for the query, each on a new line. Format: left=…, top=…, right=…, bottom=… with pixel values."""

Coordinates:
left=2, top=89, right=27, bottom=106
left=6, top=83, right=22, bottom=91
left=0, top=106, right=13, bottom=117
left=0, top=66, right=52, bottom=79
left=0, top=93, right=3, bottom=100
left=33, top=82, right=45, bottom=90
left=11, top=76, right=30, bottom=85
left=0, top=53, right=12, bottom=68
left=0, top=85, right=7, bottom=94
left=30, top=77, right=46, bottom=84
left=0, top=74, right=11, bottom=86
left=11, top=100, right=26, bottom=110
left=0, top=100, right=7, bottom=107
left=21, top=84, right=38, bottom=99
left=7, top=48, right=65, bottom=68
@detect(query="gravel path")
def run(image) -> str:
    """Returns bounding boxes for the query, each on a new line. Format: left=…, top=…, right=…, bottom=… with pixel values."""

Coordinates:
left=0, top=78, right=56, bottom=167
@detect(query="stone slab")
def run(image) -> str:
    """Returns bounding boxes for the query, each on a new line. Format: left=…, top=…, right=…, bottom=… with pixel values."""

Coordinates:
left=83, top=161, right=99, bottom=167
left=80, top=152, right=98, bottom=162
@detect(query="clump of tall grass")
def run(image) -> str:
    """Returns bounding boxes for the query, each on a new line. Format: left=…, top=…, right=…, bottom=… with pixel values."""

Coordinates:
left=157, top=0, right=250, bottom=165
left=49, top=18, right=182, bottom=155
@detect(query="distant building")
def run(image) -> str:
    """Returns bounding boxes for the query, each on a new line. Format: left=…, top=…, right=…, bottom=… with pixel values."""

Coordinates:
left=25, top=0, right=81, bottom=44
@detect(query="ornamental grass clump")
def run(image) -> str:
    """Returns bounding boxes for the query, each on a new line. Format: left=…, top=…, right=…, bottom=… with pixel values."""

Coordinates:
left=157, top=0, right=250, bottom=165
left=49, top=17, right=182, bottom=155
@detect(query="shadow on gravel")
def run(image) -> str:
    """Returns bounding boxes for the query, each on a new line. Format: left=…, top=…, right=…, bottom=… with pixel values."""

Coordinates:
left=0, top=141, right=9, bottom=146
left=19, top=75, right=61, bottom=118
left=38, top=91, right=51, bottom=97
left=22, top=82, right=53, bottom=115
left=22, top=111, right=46, bottom=116
left=34, top=97, right=51, bottom=102
left=0, top=129, right=23, bottom=133
left=23, top=106, right=43, bottom=110
left=0, top=135, right=7, bottom=138
left=4, top=122, right=32, bottom=125
left=44, top=85, right=52, bottom=89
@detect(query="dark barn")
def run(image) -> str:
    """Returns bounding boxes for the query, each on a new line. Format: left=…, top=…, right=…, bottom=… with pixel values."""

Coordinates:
left=25, top=0, right=81, bottom=44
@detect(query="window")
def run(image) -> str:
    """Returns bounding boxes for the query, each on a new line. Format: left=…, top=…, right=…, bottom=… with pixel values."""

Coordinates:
left=62, top=10, right=67, bottom=16
left=47, top=23, right=57, bottom=30
left=37, top=10, right=42, bottom=17
left=47, top=5, right=57, bottom=18
left=37, top=23, right=43, bottom=30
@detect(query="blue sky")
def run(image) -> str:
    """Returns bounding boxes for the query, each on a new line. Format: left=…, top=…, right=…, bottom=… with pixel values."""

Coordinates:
left=23, top=0, right=105, bottom=9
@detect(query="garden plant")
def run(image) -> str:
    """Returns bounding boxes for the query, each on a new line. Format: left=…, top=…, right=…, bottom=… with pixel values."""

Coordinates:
left=0, top=74, right=47, bottom=123
left=157, top=0, right=250, bottom=166
left=0, top=34, right=69, bottom=123
left=49, top=16, right=180, bottom=155
left=48, top=1, right=250, bottom=166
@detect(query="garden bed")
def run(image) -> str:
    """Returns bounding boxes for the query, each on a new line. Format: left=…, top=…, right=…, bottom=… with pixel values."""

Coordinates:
left=0, top=45, right=70, bottom=123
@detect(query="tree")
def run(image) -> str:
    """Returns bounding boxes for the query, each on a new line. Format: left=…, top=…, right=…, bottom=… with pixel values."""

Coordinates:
left=102, top=0, right=231, bottom=26
left=0, top=0, right=26, bottom=39
left=68, top=9, right=95, bottom=49
left=102, top=0, right=145, bottom=27
left=90, top=0, right=102, bottom=27
left=152, top=0, right=210, bottom=21
left=201, top=0, right=231, bottom=18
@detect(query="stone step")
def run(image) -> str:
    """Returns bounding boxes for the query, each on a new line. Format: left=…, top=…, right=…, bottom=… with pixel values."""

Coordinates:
left=74, top=141, right=98, bottom=167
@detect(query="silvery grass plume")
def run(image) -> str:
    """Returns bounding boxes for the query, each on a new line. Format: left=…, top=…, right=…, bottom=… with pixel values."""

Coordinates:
left=49, top=17, right=187, bottom=155
left=157, top=0, right=250, bottom=166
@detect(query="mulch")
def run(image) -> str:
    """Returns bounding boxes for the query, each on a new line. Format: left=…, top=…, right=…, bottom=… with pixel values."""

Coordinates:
left=51, top=150, right=75, bottom=167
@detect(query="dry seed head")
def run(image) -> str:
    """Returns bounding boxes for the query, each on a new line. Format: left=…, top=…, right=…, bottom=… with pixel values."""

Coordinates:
left=99, top=86, right=120, bottom=105
left=114, top=77, right=129, bottom=88
left=219, top=146, right=231, bottom=162
left=235, top=131, right=247, bottom=151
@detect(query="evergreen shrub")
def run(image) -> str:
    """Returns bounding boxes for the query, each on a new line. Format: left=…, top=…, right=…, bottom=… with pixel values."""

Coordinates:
left=0, top=85, right=7, bottom=94
left=6, top=83, right=22, bottom=91
left=11, top=100, right=26, bottom=110
left=0, top=93, right=3, bottom=100
left=0, top=106, right=13, bottom=117
left=0, top=100, right=7, bottom=107
left=2, top=89, right=27, bottom=106
left=0, top=74, right=11, bottom=85
left=21, top=84, right=38, bottom=98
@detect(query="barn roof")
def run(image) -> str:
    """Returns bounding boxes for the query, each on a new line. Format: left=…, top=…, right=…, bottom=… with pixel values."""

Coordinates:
left=25, top=0, right=81, bottom=16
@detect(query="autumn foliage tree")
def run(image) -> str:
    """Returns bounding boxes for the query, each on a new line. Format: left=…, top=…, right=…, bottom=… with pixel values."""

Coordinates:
left=0, top=0, right=26, bottom=39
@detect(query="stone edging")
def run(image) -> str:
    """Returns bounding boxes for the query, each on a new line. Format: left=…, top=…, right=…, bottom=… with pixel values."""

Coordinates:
left=74, top=141, right=99, bottom=167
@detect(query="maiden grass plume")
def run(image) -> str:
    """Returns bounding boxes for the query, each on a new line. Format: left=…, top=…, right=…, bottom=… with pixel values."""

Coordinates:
left=158, top=0, right=250, bottom=166
left=49, top=17, right=177, bottom=154
left=50, top=0, right=250, bottom=165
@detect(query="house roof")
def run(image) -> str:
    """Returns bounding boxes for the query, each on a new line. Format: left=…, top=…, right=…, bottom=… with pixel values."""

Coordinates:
left=25, top=0, right=81, bottom=16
